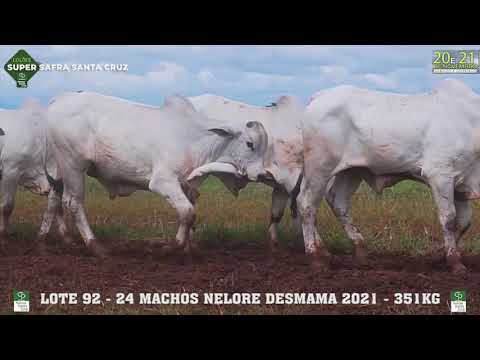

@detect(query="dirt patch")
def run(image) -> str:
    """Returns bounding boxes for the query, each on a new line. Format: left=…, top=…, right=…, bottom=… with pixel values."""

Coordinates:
left=1, top=239, right=478, bottom=314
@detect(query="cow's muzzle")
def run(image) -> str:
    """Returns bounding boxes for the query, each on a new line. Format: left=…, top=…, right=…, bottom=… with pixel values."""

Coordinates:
left=256, top=170, right=275, bottom=183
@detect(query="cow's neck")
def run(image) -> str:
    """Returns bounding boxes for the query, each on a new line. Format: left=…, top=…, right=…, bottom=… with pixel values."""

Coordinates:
left=191, top=133, right=234, bottom=169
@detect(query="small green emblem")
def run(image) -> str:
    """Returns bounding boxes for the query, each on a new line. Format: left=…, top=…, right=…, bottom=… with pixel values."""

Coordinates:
left=4, top=49, right=40, bottom=88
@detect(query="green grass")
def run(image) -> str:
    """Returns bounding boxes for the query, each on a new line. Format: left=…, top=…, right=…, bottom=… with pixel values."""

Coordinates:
left=11, top=177, right=480, bottom=255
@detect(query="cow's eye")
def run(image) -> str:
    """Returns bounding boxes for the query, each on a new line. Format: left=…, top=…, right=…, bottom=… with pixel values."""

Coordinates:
left=246, top=141, right=254, bottom=151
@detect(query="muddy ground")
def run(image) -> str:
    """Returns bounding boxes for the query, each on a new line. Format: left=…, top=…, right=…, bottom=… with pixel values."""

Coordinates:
left=1, top=238, right=479, bottom=315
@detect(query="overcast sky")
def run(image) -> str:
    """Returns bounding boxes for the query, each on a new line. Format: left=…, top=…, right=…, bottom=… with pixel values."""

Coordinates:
left=1, top=45, right=480, bottom=109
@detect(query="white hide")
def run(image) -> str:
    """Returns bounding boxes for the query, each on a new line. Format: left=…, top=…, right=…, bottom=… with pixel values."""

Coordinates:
left=304, top=80, right=480, bottom=185
left=189, top=94, right=304, bottom=193
left=0, top=100, right=50, bottom=196
left=46, top=92, right=269, bottom=252
left=0, top=100, right=67, bottom=244
left=189, top=94, right=305, bottom=252
left=298, top=79, right=480, bottom=272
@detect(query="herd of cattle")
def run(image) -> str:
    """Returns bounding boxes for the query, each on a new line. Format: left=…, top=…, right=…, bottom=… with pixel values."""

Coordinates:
left=0, top=78, right=479, bottom=274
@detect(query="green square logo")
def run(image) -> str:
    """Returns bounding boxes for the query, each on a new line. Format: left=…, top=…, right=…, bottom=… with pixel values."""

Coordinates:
left=4, top=49, right=40, bottom=88
left=450, top=290, right=466, bottom=302
left=13, top=290, right=29, bottom=301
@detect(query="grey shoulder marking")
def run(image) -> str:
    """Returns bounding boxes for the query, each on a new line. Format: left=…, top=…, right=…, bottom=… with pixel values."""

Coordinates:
left=0, top=128, right=5, bottom=136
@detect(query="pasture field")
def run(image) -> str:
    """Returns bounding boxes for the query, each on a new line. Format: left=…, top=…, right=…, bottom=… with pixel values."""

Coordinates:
left=1, top=177, right=479, bottom=314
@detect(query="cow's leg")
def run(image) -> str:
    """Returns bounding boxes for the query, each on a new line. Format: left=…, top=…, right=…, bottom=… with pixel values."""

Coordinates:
left=34, top=189, right=61, bottom=254
left=55, top=205, right=74, bottom=245
left=61, top=167, right=105, bottom=257
left=297, top=175, right=331, bottom=270
left=0, top=176, right=17, bottom=252
left=290, top=213, right=303, bottom=238
left=185, top=186, right=201, bottom=254
left=267, top=186, right=289, bottom=254
left=149, top=176, right=195, bottom=257
left=325, top=171, right=367, bottom=264
left=35, top=188, right=74, bottom=251
left=454, top=198, right=472, bottom=249
left=429, top=177, right=466, bottom=274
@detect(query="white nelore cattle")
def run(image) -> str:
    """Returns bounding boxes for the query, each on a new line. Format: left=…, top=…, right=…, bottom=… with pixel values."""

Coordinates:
left=298, top=79, right=480, bottom=273
left=0, top=100, right=71, bottom=252
left=189, top=94, right=304, bottom=252
left=189, top=94, right=377, bottom=258
left=46, top=91, right=269, bottom=257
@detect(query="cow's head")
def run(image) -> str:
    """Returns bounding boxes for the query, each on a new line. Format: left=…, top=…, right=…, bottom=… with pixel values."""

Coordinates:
left=209, top=120, right=269, bottom=181
left=187, top=121, right=269, bottom=183
left=261, top=95, right=304, bottom=192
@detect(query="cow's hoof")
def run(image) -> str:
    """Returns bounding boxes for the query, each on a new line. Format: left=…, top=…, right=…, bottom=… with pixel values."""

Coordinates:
left=422, top=246, right=445, bottom=263
left=87, top=240, right=108, bottom=259
left=266, top=257, right=275, bottom=267
left=189, top=240, right=203, bottom=256
left=32, top=242, right=49, bottom=256
left=451, top=262, right=468, bottom=275
left=446, top=254, right=467, bottom=275
left=183, top=252, right=194, bottom=265
left=354, top=245, right=369, bottom=266
left=0, top=243, right=6, bottom=256
left=266, top=254, right=278, bottom=267
left=0, top=235, right=11, bottom=248
left=310, top=259, right=330, bottom=272
left=267, top=243, right=281, bottom=257
left=267, top=245, right=287, bottom=265
left=176, top=249, right=196, bottom=265
left=62, top=235, right=75, bottom=246
left=162, top=243, right=184, bottom=256
left=192, top=248, right=204, bottom=261
left=266, top=252, right=277, bottom=266
left=308, top=254, right=331, bottom=272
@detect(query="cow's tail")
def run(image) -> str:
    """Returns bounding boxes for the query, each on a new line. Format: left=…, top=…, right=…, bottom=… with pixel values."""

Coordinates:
left=43, top=132, right=63, bottom=194
left=289, top=169, right=304, bottom=218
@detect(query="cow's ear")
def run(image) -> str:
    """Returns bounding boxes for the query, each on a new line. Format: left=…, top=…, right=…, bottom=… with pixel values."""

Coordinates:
left=0, top=128, right=5, bottom=136
left=208, top=127, right=238, bottom=138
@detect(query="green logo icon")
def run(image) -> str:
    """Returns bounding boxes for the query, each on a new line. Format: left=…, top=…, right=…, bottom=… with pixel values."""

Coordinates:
left=450, top=290, right=466, bottom=302
left=13, top=289, right=30, bottom=312
left=4, top=49, right=40, bottom=88
left=13, top=290, right=30, bottom=301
